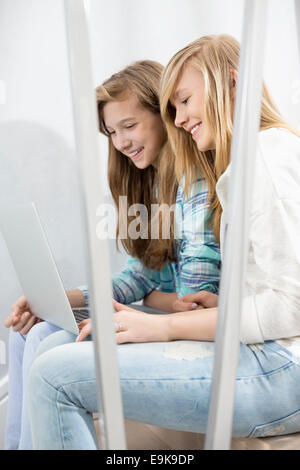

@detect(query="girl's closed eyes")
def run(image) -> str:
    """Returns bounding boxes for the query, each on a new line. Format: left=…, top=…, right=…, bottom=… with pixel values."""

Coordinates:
left=107, top=123, right=136, bottom=135
left=182, top=97, right=190, bottom=104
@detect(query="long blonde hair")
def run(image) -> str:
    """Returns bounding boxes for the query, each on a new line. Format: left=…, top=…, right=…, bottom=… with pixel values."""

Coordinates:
left=160, top=34, right=300, bottom=242
left=96, top=60, right=178, bottom=269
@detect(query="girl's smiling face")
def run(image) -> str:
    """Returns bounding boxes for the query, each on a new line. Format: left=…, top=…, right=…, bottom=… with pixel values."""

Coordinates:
left=170, top=64, right=216, bottom=152
left=103, top=93, right=166, bottom=169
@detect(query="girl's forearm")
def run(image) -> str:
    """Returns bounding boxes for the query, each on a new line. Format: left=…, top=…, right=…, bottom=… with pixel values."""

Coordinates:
left=66, top=289, right=86, bottom=308
left=166, top=307, right=218, bottom=342
left=143, top=290, right=179, bottom=313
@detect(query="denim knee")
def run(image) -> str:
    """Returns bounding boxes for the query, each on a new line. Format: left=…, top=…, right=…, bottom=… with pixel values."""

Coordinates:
left=36, top=329, right=76, bottom=358
left=25, top=321, right=60, bottom=344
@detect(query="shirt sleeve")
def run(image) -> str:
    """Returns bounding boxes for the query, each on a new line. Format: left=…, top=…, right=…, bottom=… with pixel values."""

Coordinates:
left=240, top=199, right=300, bottom=344
left=176, top=179, right=221, bottom=298
left=111, top=256, right=163, bottom=304
left=77, top=256, right=175, bottom=307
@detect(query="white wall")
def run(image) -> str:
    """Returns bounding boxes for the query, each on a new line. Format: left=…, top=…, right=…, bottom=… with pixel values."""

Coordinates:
left=264, top=0, right=300, bottom=127
left=87, top=0, right=300, bottom=195
left=0, top=0, right=89, bottom=447
left=0, top=0, right=299, bottom=449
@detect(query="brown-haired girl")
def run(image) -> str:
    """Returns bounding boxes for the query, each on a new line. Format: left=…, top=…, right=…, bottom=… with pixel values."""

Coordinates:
left=5, top=59, right=220, bottom=449
left=28, top=36, right=300, bottom=446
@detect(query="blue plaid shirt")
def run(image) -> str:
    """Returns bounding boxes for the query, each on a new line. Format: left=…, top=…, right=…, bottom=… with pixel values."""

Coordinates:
left=79, top=177, right=221, bottom=305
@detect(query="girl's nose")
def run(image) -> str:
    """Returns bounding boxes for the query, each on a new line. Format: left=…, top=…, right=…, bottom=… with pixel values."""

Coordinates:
left=120, top=139, right=131, bottom=152
left=115, top=135, right=131, bottom=152
left=174, top=108, right=187, bottom=128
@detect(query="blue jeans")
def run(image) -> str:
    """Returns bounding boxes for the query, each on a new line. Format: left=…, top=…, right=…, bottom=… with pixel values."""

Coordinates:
left=28, top=331, right=300, bottom=450
left=5, top=322, right=61, bottom=449
left=4, top=304, right=162, bottom=449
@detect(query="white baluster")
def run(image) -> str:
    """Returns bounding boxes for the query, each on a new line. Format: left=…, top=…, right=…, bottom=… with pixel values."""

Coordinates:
left=64, top=0, right=126, bottom=450
left=205, top=0, right=268, bottom=450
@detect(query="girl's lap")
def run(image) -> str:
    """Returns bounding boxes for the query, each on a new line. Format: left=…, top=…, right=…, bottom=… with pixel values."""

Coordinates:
left=36, top=330, right=293, bottom=380
left=32, top=332, right=300, bottom=436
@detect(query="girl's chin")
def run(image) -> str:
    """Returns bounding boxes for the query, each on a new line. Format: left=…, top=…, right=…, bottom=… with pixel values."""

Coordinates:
left=133, top=159, right=148, bottom=169
left=196, top=141, right=206, bottom=152
left=196, top=138, right=215, bottom=152
left=133, top=156, right=155, bottom=170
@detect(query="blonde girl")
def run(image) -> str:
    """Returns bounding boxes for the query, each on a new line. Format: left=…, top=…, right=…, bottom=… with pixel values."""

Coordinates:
left=27, top=35, right=300, bottom=446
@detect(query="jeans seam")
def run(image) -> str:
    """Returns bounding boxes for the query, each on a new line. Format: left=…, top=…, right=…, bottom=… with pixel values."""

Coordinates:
left=57, top=379, right=96, bottom=391
left=56, top=383, right=96, bottom=449
left=56, top=388, right=66, bottom=450
left=246, top=406, right=300, bottom=438
left=235, top=360, right=295, bottom=381
left=118, top=361, right=295, bottom=382
left=38, top=373, right=68, bottom=449
left=44, top=362, right=295, bottom=392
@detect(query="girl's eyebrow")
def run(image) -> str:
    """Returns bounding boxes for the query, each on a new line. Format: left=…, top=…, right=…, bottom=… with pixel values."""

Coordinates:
left=118, top=117, right=136, bottom=124
left=173, top=88, right=189, bottom=101
left=170, top=88, right=189, bottom=106
left=105, top=117, right=135, bottom=130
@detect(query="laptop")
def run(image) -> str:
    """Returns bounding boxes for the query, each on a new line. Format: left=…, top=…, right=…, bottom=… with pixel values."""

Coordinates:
left=0, top=202, right=89, bottom=335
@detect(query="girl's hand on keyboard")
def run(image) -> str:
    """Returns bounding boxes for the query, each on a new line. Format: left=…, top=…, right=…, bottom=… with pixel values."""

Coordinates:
left=76, top=301, right=170, bottom=344
left=76, top=301, right=135, bottom=342
left=76, top=318, right=91, bottom=342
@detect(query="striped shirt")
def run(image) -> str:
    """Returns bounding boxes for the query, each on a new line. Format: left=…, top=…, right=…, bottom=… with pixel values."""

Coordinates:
left=78, top=177, right=221, bottom=306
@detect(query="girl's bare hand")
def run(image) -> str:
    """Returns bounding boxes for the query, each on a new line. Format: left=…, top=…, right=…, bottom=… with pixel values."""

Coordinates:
left=76, top=318, right=92, bottom=342
left=4, top=295, right=41, bottom=335
left=172, top=291, right=218, bottom=312
left=76, top=300, right=170, bottom=344
left=114, top=301, right=170, bottom=344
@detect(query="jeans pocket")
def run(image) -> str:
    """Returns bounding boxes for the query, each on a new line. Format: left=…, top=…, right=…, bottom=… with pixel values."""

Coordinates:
left=248, top=409, right=300, bottom=438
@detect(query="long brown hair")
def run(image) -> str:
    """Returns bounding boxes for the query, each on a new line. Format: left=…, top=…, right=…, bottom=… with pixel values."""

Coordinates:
left=96, top=60, right=178, bottom=269
left=160, top=34, right=300, bottom=242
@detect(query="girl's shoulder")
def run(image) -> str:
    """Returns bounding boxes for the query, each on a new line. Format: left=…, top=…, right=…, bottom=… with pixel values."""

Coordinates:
left=257, top=127, right=300, bottom=200
left=216, top=128, right=300, bottom=207
left=258, top=127, right=300, bottom=157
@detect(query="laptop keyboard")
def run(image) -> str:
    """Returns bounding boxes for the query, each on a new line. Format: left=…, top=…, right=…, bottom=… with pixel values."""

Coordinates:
left=72, top=308, right=90, bottom=324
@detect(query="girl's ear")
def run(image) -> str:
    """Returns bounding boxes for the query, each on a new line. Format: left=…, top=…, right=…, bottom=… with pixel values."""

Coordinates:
left=230, top=69, right=238, bottom=101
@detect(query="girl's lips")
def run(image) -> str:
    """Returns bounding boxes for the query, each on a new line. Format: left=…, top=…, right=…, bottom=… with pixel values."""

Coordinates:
left=191, top=122, right=202, bottom=139
left=129, top=147, right=144, bottom=160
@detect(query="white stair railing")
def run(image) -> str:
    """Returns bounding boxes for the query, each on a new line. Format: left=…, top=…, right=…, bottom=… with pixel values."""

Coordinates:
left=63, top=0, right=126, bottom=450
left=204, top=0, right=268, bottom=450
